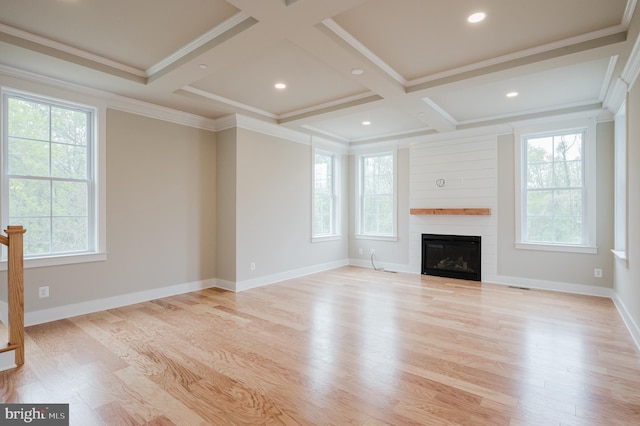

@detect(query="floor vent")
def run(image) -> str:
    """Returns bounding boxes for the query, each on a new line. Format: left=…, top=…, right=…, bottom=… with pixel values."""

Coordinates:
left=508, top=286, right=531, bottom=290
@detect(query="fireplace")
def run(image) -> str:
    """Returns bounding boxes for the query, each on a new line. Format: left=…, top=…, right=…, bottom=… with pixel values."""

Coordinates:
left=421, top=234, right=481, bottom=281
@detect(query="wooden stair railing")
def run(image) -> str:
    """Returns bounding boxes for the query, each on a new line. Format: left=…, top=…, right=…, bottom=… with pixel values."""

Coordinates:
left=0, top=226, right=26, bottom=368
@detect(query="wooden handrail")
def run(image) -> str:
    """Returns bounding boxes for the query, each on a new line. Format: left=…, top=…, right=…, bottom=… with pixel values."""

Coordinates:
left=1, top=225, right=26, bottom=368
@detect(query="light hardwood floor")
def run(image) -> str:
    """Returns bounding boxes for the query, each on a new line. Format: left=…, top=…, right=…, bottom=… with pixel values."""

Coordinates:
left=1, top=266, right=639, bottom=425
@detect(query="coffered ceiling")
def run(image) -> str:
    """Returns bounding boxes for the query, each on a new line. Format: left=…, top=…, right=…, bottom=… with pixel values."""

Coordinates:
left=0, top=0, right=636, bottom=143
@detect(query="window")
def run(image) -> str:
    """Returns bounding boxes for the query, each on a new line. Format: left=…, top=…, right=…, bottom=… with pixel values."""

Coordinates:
left=356, top=151, right=396, bottom=239
left=312, top=150, right=339, bottom=239
left=2, top=89, right=103, bottom=264
left=515, top=118, right=596, bottom=253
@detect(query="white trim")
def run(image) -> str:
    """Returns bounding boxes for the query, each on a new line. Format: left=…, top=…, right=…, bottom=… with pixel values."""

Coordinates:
left=514, top=117, right=597, bottom=250
left=279, top=92, right=379, bottom=120
left=234, top=259, right=349, bottom=292
left=612, top=292, right=640, bottom=352
left=407, top=25, right=626, bottom=88
left=611, top=249, right=628, bottom=261
left=349, top=258, right=416, bottom=274
left=1, top=87, right=108, bottom=264
left=108, top=94, right=217, bottom=131
left=600, top=56, right=619, bottom=102
left=622, top=0, right=638, bottom=27
left=0, top=350, right=16, bottom=372
left=312, top=148, right=341, bottom=239
left=299, top=125, right=350, bottom=144
left=349, top=139, right=402, bottom=153
left=459, top=102, right=604, bottom=128
left=484, top=274, right=613, bottom=298
left=0, top=65, right=217, bottom=131
left=235, top=115, right=308, bottom=145
left=514, top=242, right=598, bottom=254
left=214, top=278, right=236, bottom=292
left=622, top=26, right=640, bottom=91
left=354, top=234, right=398, bottom=242
left=604, top=74, right=628, bottom=112
left=0, top=252, right=107, bottom=272
left=180, top=85, right=277, bottom=120
left=355, top=150, right=398, bottom=239
left=146, top=12, right=252, bottom=76
left=0, top=23, right=145, bottom=78
left=321, top=19, right=406, bottom=86
left=215, top=114, right=317, bottom=147
left=25, top=278, right=216, bottom=326
left=0, top=299, right=7, bottom=325
left=311, top=235, right=342, bottom=243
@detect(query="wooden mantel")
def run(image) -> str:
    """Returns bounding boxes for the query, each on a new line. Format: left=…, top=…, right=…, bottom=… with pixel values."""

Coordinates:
left=410, top=208, right=491, bottom=216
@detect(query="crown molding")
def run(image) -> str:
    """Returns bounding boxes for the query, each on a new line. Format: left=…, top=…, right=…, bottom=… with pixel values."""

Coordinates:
left=621, top=31, right=640, bottom=90
left=108, top=96, right=217, bottom=132
left=623, top=0, right=639, bottom=27
left=0, top=23, right=145, bottom=79
left=216, top=114, right=311, bottom=146
left=0, top=64, right=217, bottom=131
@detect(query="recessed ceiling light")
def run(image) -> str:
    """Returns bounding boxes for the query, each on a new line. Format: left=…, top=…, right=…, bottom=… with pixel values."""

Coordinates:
left=506, top=91, right=519, bottom=98
left=362, top=121, right=371, bottom=126
left=351, top=68, right=364, bottom=75
left=199, top=64, right=208, bottom=70
left=468, top=12, right=486, bottom=23
left=274, top=82, right=287, bottom=89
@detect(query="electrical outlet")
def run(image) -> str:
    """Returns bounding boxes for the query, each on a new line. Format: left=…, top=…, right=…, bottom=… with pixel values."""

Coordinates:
left=358, top=248, right=363, bottom=255
left=594, top=268, right=603, bottom=278
left=370, top=248, right=375, bottom=255
left=39, top=286, right=49, bottom=298
left=250, top=262, right=256, bottom=271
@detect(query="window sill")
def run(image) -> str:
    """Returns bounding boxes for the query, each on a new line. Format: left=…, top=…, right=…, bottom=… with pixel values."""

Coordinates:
left=515, top=242, right=597, bottom=254
left=611, top=249, right=627, bottom=261
left=355, top=234, right=398, bottom=242
left=0, top=252, right=108, bottom=271
left=312, top=234, right=342, bottom=243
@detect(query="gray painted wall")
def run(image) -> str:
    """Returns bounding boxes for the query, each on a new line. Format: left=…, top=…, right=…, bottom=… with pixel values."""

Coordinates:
left=0, top=109, right=217, bottom=313
left=233, top=128, right=349, bottom=283
left=497, top=123, right=615, bottom=288
left=216, top=128, right=237, bottom=282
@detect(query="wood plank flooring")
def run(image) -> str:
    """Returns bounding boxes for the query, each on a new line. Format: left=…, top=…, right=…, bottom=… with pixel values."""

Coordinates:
left=1, top=266, right=639, bottom=425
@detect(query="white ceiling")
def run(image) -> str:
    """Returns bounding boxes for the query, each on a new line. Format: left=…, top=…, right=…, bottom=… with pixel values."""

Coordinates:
left=0, top=0, right=635, bottom=143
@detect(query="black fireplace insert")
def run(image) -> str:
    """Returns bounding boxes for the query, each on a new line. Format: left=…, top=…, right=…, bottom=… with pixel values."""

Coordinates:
left=421, top=234, right=481, bottom=281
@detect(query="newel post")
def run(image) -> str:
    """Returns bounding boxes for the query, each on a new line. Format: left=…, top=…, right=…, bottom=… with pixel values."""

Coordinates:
left=7, top=225, right=26, bottom=366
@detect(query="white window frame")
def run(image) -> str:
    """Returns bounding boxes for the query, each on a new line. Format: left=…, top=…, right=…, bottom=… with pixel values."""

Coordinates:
left=355, top=149, right=397, bottom=241
left=613, top=101, right=628, bottom=261
left=312, top=148, right=341, bottom=242
left=0, top=86, right=107, bottom=270
left=514, top=117, right=597, bottom=254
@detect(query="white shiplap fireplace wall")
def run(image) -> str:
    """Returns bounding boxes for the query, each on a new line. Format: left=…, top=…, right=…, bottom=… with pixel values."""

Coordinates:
left=409, top=135, right=498, bottom=280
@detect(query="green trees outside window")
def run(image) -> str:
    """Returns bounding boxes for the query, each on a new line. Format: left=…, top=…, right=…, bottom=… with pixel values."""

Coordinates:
left=524, top=131, right=584, bottom=244
left=4, top=94, right=93, bottom=256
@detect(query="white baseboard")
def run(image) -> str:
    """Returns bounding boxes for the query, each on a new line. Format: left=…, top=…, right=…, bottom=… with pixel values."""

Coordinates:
left=0, top=350, right=16, bottom=372
left=0, top=300, right=7, bottom=325
left=233, top=259, right=349, bottom=292
left=25, top=278, right=217, bottom=326
left=612, top=292, right=640, bottom=352
left=484, top=274, right=614, bottom=298
left=348, top=258, right=418, bottom=274
left=215, top=278, right=236, bottom=292
left=15, top=265, right=639, bottom=356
